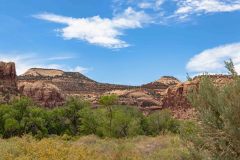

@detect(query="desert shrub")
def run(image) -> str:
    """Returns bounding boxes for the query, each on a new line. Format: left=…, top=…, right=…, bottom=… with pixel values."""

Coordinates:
left=110, top=106, right=143, bottom=137
left=144, top=109, right=180, bottom=136
left=0, top=134, right=189, bottom=160
left=4, top=118, right=20, bottom=138
left=188, top=75, right=240, bottom=159
left=178, top=120, right=209, bottom=160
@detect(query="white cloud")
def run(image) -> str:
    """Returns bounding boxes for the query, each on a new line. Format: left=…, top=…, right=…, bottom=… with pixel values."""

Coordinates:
left=175, top=0, right=240, bottom=17
left=138, top=0, right=165, bottom=9
left=69, top=66, right=89, bottom=74
left=114, top=0, right=240, bottom=22
left=138, top=2, right=153, bottom=9
left=0, top=53, right=89, bottom=75
left=33, top=1, right=240, bottom=49
left=186, top=43, right=240, bottom=74
left=34, top=7, right=151, bottom=49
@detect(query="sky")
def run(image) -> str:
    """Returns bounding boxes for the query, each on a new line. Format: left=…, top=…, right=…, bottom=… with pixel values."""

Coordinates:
left=0, top=0, right=240, bottom=85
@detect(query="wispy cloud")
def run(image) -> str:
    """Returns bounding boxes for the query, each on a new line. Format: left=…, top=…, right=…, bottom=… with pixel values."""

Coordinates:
left=186, top=42, right=240, bottom=74
left=175, top=0, right=240, bottom=18
left=113, top=0, right=240, bottom=21
left=34, top=0, right=240, bottom=49
left=138, top=0, right=165, bottom=10
left=46, top=56, right=74, bottom=61
left=0, top=53, right=89, bottom=75
left=34, top=7, right=152, bottom=49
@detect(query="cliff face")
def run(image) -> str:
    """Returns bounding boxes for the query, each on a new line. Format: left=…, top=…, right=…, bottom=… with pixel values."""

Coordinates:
left=17, top=68, right=192, bottom=116
left=18, top=81, right=65, bottom=108
left=0, top=62, right=18, bottom=103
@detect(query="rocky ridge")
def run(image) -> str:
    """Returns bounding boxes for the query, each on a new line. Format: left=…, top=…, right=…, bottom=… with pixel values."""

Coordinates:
left=1, top=62, right=234, bottom=119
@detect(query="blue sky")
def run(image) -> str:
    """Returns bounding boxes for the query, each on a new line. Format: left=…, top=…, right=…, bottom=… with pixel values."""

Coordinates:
left=1, top=0, right=240, bottom=85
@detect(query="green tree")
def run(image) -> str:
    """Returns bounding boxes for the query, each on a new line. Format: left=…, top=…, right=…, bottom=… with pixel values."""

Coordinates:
left=46, top=108, right=68, bottom=135
left=78, top=106, right=100, bottom=135
left=21, top=107, right=48, bottom=139
left=64, top=97, right=90, bottom=135
left=99, top=94, right=118, bottom=137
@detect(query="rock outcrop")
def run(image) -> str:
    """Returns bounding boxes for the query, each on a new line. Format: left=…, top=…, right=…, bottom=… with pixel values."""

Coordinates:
left=18, top=68, right=188, bottom=116
left=22, top=68, right=64, bottom=77
left=18, top=81, right=65, bottom=108
left=106, top=89, right=162, bottom=109
left=142, top=76, right=180, bottom=90
left=161, top=75, right=234, bottom=119
left=0, top=62, right=18, bottom=103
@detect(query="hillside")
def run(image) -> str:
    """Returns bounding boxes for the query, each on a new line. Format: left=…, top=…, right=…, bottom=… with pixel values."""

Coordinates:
left=2, top=61, right=232, bottom=119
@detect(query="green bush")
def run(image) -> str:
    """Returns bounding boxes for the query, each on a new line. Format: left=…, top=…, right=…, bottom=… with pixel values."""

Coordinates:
left=188, top=75, right=240, bottom=160
left=110, top=106, right=143, bottom=137
left=4, top=118, right=20, bottom=137
left=144, top=109, right=180, bottom=136
left=79, top=105, right=143, bottom=138
left=78, top=106, right=102, bottom=135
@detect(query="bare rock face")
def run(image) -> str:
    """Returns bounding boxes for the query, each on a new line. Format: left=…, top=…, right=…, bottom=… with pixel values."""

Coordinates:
left=161, top=75, right=234, bottom=119
left=155, top=76, right=181, bottom=86
left=142, top=76, right=180, bottom=89
left=22, top=68, right=64, bottom=77
left=0, top=62, right=18, bottom=103
left=18, top=81, right=65, bottom=108
left=161, top=81, right=196, bottom=119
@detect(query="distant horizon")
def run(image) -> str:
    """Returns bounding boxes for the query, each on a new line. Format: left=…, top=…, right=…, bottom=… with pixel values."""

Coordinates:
left=1, top=0, right=240, bottom=85
left=2, top=60, right=234, bottom=86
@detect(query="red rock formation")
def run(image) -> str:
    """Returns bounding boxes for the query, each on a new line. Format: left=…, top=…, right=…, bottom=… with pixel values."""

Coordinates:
left=106, top=89, right=162, bottom=108
left=142, top=76, right=180, bottom=89
left=0, top=61, right=18, bottom=103
left=18, top=81, right=65, bottom=108
left=161, top=75, right=234, bottom=119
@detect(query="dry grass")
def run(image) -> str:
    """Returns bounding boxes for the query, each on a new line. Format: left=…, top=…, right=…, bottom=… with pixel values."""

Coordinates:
left=0, top=135, right=189, bottom=160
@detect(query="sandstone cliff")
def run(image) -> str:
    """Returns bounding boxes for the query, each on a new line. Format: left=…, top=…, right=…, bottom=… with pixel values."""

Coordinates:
left=0, top=61, right=18, bottom=103
left=18, top=81, right=65, bottom=108
left=18, top=68, right=181, bottom=111
left=161, top=75, right=234, bottom=119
